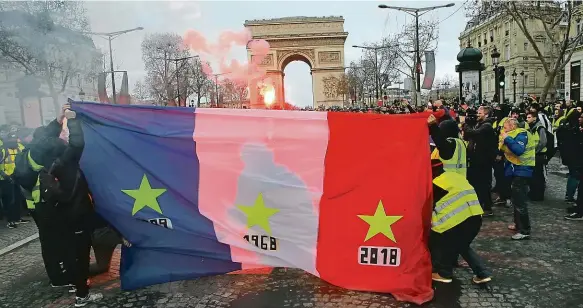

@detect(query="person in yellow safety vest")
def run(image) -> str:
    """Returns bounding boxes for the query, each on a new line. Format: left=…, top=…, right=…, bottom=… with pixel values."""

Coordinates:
left=427, top=114, right=467, bottom=177
left=429, top=159, right=491, bottom=284
left=525, top=111, right=548, bottom=201
left=500, top=118, right=535, bottom=240
left=0, top=133, right=29, bottom=229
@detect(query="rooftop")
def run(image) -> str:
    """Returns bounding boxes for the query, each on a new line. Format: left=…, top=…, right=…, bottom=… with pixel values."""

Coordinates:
left=244, top=16, right=344, bottom=25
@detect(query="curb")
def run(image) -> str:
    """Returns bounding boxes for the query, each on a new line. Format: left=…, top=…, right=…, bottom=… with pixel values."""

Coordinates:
left=0, top=233, right=39, bottom=256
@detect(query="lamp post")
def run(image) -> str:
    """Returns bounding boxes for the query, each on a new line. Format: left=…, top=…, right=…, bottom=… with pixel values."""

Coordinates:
left=352, top=45, right=391, bottom=100
left=512, top=69, right=517, bottom=104
left=520, top=70, right=525, bottom=99
left=491, top=47, right=501, bottom=102
left=84, top=27, right=144, bottom=104
left=378, top=3, right=455, bottom=102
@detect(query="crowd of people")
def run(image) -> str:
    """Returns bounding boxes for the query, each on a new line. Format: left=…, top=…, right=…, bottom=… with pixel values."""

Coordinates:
left=1, top=97, right=582, bottom=305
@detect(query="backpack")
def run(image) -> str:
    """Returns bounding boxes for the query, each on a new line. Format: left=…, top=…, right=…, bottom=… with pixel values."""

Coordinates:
left=13, top=148, right=39, bottom=191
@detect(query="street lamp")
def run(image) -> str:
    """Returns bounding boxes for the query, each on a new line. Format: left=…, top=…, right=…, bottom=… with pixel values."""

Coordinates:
left=84, top=27, right=144, bottom=104
left=378, top=3, right=455, bottom=103
left=491, top=46, right=501, bottom=102
left=512, top=69, right=518, bottom=104
left=352, top=45, right=391, bottom=100
left=520, top=70, right=525, bottom=99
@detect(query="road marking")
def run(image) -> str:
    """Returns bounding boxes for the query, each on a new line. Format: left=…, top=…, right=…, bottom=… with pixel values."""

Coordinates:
left=0, top=233, right=39, bottom=256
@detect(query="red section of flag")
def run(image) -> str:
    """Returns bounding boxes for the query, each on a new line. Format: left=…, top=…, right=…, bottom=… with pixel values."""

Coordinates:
left=316, top=112, right=434, bottom=305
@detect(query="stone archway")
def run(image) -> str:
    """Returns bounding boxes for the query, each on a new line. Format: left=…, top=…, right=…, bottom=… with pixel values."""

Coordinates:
left=244, top=16, right=348, bottom=108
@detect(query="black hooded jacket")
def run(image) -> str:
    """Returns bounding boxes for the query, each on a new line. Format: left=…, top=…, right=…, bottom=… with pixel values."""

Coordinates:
left=28, top=118, right=93, bottom=229
left=462, top=117, right=497, bottom=166
left=429, top=120, right=460, bottom=160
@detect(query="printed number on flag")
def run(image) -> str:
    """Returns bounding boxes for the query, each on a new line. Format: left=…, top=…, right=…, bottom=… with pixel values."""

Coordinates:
left=243, top=235, right=278, bottom=251
left=358, top=246, right=401, bottom=267
left=147, top=218, right=173, bottom=229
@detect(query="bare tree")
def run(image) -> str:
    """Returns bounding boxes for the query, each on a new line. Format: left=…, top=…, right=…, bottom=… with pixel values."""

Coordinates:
left=187, top=57, right=211, bottom=107
left=141, top=32, right=195, bottom=106
left=222, top=79, right=248, bottom=108
left=467, top=0, right=581, bottom=102
left=0, top=1, right=100, bottom=112
left=336, top=73, right=350, bottom=105
left=132, top=80, right=150, bottom=102
left=391, top=19, right=440, bottom=95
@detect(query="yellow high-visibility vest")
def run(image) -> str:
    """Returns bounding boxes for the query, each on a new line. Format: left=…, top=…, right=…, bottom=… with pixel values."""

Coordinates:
left=27, top=151, right=44, bottom=203
left=500, top=128, right=536, bottom=166
left=432, top=171, right=484, bottom=233
left=0, top=142, right=24, bottom=178
left=528, top=124, right=547, bottom=154
left=431, top=138, right=467, bottom=177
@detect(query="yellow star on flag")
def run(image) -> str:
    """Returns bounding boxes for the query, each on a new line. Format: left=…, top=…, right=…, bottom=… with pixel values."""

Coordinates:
left=122, top=174, right=167, bottom=216
left=237, top=193, right=279, bottom=235
left=358, top=200, right=403, bottom=243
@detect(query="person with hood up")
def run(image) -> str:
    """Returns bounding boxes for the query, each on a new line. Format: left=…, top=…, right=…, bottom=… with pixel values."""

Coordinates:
left=428, top=115, right=467, bottom=176
left=564, top=111, right=583, bottom=220
left=557, top=110, right=583, bottom=209
left=20, top=103, right=102, bottom=307
left=429, top=159, right=490, bottom=284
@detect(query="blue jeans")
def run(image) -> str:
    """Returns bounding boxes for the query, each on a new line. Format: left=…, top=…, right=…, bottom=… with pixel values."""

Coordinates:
left=566, top=166, right=580, bottom=200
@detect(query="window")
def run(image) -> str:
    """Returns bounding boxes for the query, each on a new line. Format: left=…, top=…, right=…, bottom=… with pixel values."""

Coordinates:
left=524, top=42, right=528, bottom=51
left=490, top=29, right=494, bottom=42
left=505, top=22, right=509, bottom=36
left=575, top=0, right=582, bottom=6
left=505, top=44, right=510, bottom=61
left=577, top=19, right=582, bottom=36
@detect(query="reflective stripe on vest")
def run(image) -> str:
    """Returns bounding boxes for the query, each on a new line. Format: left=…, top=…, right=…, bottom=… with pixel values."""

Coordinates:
left=432, top=172, right=484, bottom=233
left=501, top=128, right=536, bottom=166
left=3, top=146, right=23, bottom=176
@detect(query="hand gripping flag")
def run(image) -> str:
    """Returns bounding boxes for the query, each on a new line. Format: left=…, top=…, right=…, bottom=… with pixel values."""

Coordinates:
left=72, top=102, right=434, bottom=305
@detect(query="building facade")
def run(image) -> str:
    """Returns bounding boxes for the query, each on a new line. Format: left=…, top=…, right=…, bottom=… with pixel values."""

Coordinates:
left=563, top=1, right=583, bottom=103
left=459, top=8, right=564, bottom=104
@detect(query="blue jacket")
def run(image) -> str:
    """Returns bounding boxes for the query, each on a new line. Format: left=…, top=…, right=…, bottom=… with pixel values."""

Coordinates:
left=503, top=131, right=533, bottom=178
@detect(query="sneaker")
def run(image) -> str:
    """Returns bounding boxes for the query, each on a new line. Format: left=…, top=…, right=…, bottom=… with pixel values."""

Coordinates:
left=564, top=213, right=583, bottom=221
left=6, top=222, right=16, bottom=229
left=75, top=293, right=103, bottom=307
left=493, top=198, right=506, bottom=206
left=511, top=233, right=530, bottom=240
left=69, top=286, right=76, bottom=293
left=16, top=219, right=29, bottom=224
left=431, top=273, right=452, bottom=283
left=51, top=283, right=74, bottom=288
left=483, top=210, right=494, bottom=217
left=472, top=276, right=492, bottom=284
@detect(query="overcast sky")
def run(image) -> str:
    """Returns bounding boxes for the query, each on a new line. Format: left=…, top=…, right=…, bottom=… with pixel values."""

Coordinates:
left=84, top=0, right=467, bottom=107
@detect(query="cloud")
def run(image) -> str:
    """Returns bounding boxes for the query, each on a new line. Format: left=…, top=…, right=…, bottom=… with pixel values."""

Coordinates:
left=168, top=1, right=202, bottom=20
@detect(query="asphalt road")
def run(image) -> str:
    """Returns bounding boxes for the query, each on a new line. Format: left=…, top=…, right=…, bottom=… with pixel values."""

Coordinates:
left=1, top=160, right=582, bottom=308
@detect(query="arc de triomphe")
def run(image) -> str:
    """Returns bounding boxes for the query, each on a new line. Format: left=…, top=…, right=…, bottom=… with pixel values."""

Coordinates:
left=244, top=16, right=348, bottom=108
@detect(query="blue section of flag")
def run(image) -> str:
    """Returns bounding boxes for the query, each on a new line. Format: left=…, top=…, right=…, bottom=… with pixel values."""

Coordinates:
left=71, top=102, right=241, bottom=290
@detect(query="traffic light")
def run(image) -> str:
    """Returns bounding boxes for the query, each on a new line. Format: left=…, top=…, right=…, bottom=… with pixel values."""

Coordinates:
left=498, top=66, right=506, bottom=88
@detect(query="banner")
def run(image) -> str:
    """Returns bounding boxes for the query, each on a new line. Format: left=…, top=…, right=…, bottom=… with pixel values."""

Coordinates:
left=421, top=51, right=435, bottom=90
left=72, top=102, right=434, bottom=305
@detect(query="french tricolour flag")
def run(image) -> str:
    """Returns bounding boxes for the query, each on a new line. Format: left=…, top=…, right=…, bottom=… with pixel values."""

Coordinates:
left=74, top=102, right=433, bottom=305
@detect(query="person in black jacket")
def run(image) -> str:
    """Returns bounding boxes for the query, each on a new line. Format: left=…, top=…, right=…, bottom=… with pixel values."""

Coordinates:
left=26, top=104, right=102, bottom=307
left=462, top=106, right=498, bottom=216
left=562, top=111, right=583, bottom=220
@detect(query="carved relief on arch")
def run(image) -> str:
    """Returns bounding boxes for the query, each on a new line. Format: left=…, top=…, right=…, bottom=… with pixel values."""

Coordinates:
left=277, top=49, right=315, bottom=68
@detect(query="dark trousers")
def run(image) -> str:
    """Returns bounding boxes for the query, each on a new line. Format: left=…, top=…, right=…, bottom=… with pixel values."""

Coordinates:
left=512, top=176, right=531, bottom=235
left=468, top=166, right=493, bottom=211
left=62, top=228, right=92, bottom=298
left=0, top=180, right=21, bottom=222
left=430, top=216, right=483, bottom=279
left=89, top=230, right=118, bottom=276
left=33, top=205, right=68, bottom=285
left=493, top=161, right=511, bottom=200
left=528, top=154, right=546, bottom=201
